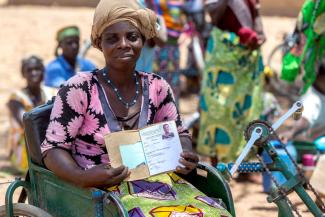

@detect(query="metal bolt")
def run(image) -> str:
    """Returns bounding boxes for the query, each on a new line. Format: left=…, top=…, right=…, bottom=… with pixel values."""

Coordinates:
left=267, top=195, right=273, bottom=203
left=296, top=101, right=302, bottom=107
left=269, top=149, right=277, bottom=157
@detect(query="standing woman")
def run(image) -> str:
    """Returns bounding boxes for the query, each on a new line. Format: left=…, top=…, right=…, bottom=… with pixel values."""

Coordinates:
left=45, top=26, right=96, bottom=88
left=7, top=56, right=54, bottom=173
left=147, top=0, right=186, bottom=101
left=40, top=0, right=232, bottom=216
left=197, top=0, right=265, bottom=163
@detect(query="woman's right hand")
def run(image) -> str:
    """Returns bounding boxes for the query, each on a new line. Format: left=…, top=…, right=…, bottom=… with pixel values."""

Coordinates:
left=81, top=164, right=129, bottom=188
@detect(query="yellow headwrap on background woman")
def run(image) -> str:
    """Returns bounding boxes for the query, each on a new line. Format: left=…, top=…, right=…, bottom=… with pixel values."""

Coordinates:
left=91, top=0, right=158, bottom=49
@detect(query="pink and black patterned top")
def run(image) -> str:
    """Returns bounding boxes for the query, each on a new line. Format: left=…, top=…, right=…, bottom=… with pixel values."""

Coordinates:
left=41, top=71, right=189, bottom=169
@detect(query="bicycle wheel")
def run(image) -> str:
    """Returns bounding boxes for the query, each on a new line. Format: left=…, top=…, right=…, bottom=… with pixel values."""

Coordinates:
left=0, top=203, right=52, bottom=217
left=267, top=43, right=286, bottom=73
left=267, top=43, right=301, bottom=102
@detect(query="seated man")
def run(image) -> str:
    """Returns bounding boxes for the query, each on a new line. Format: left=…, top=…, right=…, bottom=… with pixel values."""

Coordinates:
left=281, top=57, right=325, bottom=142
left=45, top=26, right=96, bottom=88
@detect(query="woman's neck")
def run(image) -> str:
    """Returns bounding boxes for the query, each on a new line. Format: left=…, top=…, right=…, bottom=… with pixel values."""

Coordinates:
left=25, top=85, right=42, bottom=105
left=106, top=65, right=136, bottom=88
left=26, top=85, right=41, bottom=95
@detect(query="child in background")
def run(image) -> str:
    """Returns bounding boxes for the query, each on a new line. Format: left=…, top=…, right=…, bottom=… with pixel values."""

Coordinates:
left=7, top=55, right=55, bottom=173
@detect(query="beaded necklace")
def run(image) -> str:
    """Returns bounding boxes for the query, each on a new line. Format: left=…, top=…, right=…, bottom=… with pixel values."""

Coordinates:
left=102, top=68, right=140, bottom=109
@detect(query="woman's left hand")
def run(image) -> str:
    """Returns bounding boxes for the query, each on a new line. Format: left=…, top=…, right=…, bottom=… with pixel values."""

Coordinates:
left=176, top=151, right=199, bottom=175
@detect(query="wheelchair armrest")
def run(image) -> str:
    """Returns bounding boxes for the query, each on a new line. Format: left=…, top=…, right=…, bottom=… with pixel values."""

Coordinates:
left=28, top=161, right=129, bottom=217
left=103, top=192, right=128, bottom=216
left=196, top=162, right=236, bottom=217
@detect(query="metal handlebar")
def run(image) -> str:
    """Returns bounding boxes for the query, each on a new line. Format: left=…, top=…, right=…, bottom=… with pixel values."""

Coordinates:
left=228, top=162, right=265, bottom=173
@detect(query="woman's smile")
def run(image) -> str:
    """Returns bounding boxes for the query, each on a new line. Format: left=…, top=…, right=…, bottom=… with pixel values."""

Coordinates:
left=117, top=52, right=134, bottom=59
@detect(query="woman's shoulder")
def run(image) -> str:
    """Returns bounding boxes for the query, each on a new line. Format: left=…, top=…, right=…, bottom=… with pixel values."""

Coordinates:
left=9, top=89, right=29, bottom=103
left=8, top=89, right=33, bottom=109
left=64, top=71, right=96, bottom=88
left=139, top=71, right=169, bottom=87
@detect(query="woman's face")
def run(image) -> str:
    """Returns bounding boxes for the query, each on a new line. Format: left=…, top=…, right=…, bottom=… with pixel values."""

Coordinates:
left=100, top=21, right=143, bottom=69
left=22, top=61, right=44, bottom=88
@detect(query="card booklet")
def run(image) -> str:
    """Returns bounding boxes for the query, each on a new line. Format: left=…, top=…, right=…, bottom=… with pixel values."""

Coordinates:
left=104, top=120, right=183, bottom=181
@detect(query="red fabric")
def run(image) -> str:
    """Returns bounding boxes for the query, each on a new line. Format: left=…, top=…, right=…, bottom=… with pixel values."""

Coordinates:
left=237, top=27, right=258, bottom=46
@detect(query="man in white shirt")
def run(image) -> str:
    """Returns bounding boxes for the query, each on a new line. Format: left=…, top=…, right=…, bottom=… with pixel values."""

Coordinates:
left=281, top=58, right=325, bottom=142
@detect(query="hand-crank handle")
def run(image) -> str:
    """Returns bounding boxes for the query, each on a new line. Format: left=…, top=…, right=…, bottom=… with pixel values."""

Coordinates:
left=230, top=127, right=263, bottom=176
left=272, top=101, right=303, bottom=131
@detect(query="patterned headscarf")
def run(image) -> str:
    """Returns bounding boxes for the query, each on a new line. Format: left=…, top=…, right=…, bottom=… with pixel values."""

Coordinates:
left=91, top=0, right=158, bottom=49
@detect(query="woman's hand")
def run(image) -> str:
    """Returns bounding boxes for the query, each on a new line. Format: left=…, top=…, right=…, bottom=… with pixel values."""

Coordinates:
left=82, top=164, right=130, bottom=188
left=176, top=151, right=199, bottom=175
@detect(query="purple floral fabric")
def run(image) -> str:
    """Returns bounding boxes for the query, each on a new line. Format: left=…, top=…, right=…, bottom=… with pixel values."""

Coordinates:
left=41, top=71, right=189, bottom=169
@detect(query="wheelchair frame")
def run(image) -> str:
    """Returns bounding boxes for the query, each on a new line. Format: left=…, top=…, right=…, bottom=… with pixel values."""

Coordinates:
left=4, top=101, right=236, bottom=217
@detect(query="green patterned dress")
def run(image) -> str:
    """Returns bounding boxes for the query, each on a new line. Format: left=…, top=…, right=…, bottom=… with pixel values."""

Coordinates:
left=197, top=27, right=264, bottom=162
left=108, top=173, right=232, bottom=217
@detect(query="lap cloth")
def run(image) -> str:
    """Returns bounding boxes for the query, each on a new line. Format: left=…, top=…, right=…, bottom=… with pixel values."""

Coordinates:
left=107, top=173, right=232, bottom=216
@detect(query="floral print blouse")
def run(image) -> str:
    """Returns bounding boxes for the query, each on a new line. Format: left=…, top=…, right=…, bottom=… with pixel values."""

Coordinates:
left=41, top=71, right=189, bottom=169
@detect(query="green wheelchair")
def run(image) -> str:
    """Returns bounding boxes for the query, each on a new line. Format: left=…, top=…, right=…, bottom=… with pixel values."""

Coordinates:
left=0, top=99, right=236, bottom=217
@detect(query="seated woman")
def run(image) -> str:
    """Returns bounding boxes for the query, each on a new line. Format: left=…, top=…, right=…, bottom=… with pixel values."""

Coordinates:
left=7, top=55, right=54, bottom=173
left=41, top=0, right=232, bottom=216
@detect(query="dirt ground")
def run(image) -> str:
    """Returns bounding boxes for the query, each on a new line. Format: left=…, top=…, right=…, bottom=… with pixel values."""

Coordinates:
left=0, top=3, right=322, bottom=217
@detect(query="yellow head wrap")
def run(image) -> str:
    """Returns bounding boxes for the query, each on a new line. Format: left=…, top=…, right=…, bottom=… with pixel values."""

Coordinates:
left=91, top=0, right=158, bottom=49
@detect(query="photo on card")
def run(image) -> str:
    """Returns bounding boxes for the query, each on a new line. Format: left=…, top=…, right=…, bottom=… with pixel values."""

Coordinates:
left=161, top=123, right=175, bottom=140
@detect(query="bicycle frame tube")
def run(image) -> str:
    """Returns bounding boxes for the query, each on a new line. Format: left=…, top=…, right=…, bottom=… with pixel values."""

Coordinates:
left=274, top=199, right=294, bottom=217
left=264, top=142, right=324, bottom=217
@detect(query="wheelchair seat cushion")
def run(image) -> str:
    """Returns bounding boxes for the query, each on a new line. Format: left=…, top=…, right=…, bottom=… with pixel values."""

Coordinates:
left=23, top=99, right=54, bottom=166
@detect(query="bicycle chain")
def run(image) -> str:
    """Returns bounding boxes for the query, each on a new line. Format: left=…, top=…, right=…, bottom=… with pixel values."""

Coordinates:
left=244, top=120, right=325, bottom=216
left=272, top=132, right=325, bottom=212
left=254, top=149, right=303, bottom=217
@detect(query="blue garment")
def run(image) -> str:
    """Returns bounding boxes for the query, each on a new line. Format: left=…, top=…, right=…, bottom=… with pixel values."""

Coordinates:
left=135, top=43, right=155, bottom=73
left=45, top=55, right=96, bottom=88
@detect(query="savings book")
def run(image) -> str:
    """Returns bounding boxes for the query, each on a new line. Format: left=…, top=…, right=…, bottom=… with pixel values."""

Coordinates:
left=104, top=120, right=183, bottom=181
